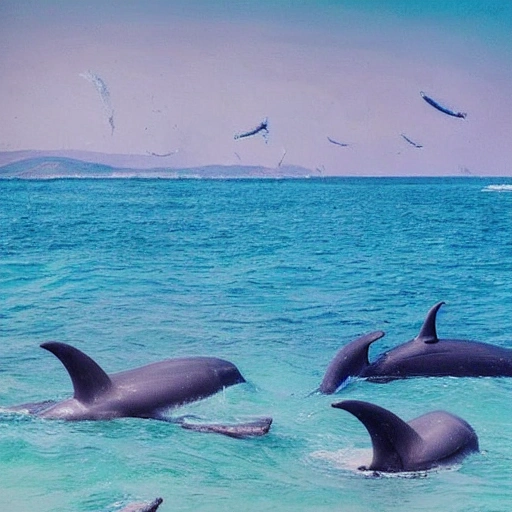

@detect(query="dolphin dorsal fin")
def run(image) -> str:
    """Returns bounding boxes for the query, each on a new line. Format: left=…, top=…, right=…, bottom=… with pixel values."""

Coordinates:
left=40, top=342, right=113, bottom=404
left=332, top=400, right=423, bottom=472
left=415, top=302, right=445, bottom=344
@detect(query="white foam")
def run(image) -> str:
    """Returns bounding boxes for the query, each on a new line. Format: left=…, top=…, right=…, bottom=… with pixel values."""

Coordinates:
left=481, top=184, right=512, bottom=192
left=310, top=448, right=372, bottom=472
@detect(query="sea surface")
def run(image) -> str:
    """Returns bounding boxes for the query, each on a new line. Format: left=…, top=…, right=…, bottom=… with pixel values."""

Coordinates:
left=1, top=167, right=512, bottom=511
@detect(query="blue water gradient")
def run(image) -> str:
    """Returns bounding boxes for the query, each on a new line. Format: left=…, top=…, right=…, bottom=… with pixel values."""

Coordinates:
left=1, top=171, right=512, bottom=511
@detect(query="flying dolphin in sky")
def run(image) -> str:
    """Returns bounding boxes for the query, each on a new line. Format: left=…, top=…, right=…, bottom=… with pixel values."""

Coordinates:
left=327, top=136, right=349, bottom=147
left=420, top=91, right=467, bottom=119
left=401, top=133, right=423, bottom=148
left=234, top=117, right=269, bottom=142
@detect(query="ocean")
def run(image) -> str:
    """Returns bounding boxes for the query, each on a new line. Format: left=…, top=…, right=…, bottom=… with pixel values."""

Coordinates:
left=1, top=167, right=512, bottom=511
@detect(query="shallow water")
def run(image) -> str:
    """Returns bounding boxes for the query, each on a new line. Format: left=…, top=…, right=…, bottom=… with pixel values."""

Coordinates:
left=1, top=174, right=512, bottom=511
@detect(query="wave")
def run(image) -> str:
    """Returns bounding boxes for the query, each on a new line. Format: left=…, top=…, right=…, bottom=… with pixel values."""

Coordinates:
left=481, top=184, right=512, bottom=192
left=0, top=156, right=313, bottom=180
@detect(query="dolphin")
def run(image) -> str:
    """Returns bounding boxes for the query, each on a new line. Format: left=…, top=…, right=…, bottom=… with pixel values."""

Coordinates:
left=234, top=117, right=269, bottom=141
left=118, top=497, right=163, bottom=512
left=332, top=400, right=479, bottom=473
left=12, top=342, right=246, bottom=421
left=319, top=302, right=512, bottom=393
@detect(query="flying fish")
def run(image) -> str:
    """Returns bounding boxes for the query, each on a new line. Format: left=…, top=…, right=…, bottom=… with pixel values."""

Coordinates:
left=234, top=118, right=269, bottom=141
left=420, top=91, right=466, bottom=119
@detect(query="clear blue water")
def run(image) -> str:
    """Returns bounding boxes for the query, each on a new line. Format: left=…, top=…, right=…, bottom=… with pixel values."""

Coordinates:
left=1, top=170, right=512, bottom=511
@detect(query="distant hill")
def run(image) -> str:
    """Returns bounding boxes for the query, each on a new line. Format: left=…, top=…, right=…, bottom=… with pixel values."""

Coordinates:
left=0, top=151, right=315, bottom=179
left=0, top=149, right=192, bottom=169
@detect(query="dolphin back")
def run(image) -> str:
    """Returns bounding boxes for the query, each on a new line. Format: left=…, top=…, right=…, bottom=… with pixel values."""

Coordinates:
left=40, top=342, right=113, bottom=404
left=319, top=331, right=385, bottom=394
left=408, top=410, right=479, bottom=464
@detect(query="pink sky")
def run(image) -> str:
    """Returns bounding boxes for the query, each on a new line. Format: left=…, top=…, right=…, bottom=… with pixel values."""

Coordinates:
left=1, top=1, right=511, bottom=175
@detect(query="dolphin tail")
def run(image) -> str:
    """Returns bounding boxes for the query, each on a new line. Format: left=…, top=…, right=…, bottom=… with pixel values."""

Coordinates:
left=180, top=417, right=273, bottom=438
left=319, top=331, right=385, bottom=394
left=332, top=400, right=422, bottom=472
left=415, top=302, right=445, bottom=343
left=40, top=342, right=113, bottom=404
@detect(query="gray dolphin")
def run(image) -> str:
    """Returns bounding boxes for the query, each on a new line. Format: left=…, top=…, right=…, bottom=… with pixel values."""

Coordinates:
left=332, top=400, right=479, bottom=473
left=320, top=302, right=512, bottom=393
left=14, top=342, right=246, bottom=421
left=118, top=497, right=163, bottom=512
left=234, top=117, right=269, bottom=141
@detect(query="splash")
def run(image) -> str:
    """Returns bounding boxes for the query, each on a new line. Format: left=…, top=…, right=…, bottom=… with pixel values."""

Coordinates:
left=80, top=71, right=115, bottom=135
left=311, top=449, right=438, bottom=478
left=311, top=447, right=372, bottom=472
left=481, top=184, right=512, bottom=192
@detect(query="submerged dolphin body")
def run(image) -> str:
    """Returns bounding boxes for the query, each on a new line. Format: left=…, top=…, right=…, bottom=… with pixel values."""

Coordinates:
left=16, top=342, right=246, bottom=421
left=119, top=497, right=163, bottom=512
left=320, top=302, right=512, bottom=393
left=332, top=400, right=479, bottom=473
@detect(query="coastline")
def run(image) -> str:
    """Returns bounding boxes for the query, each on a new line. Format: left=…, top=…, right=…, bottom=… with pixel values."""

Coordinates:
left=1, top=2, right=511, bottom=177
left=1, top=152, right=512, bottom=179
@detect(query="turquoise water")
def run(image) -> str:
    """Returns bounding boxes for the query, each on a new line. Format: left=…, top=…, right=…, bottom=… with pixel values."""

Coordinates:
left=1, top=172, right=512, bottom=511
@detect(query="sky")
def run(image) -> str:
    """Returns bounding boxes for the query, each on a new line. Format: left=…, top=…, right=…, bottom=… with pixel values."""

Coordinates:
left=1, top=0, right=511, bottom=175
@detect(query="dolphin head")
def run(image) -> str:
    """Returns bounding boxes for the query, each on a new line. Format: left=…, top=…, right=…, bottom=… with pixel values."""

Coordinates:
left=212, top=359, right=246, bottom=387
left=319, top=331, right=385, bottom=394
